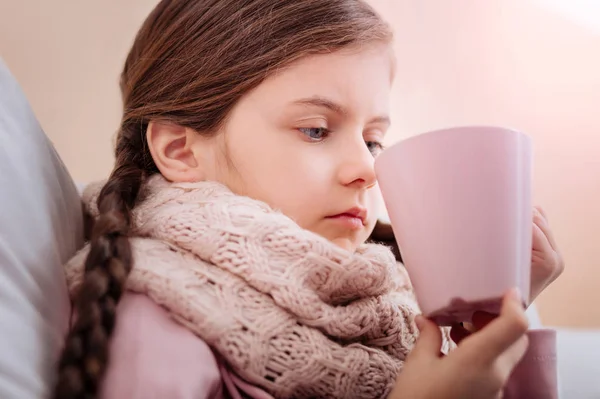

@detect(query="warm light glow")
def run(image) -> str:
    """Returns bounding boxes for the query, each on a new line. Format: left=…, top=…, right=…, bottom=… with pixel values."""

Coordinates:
left=536, top=0, right=600, bottom=33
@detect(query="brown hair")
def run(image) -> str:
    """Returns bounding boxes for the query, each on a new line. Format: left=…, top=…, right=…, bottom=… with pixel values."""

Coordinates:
left=53, top=1, right=392, bottom=397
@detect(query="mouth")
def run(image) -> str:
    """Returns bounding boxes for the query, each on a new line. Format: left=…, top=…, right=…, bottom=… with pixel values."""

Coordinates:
left=325, top=207, right=367, bottom=229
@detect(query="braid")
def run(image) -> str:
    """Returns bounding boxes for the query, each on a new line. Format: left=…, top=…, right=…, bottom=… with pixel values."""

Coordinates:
left=53, top=138, right=145, bottom=399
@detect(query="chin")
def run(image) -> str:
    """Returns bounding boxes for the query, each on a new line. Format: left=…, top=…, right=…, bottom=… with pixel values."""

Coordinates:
left=330, top=237, right=360, bottom=252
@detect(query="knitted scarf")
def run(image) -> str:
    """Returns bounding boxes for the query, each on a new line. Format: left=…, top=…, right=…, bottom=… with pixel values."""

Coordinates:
left=65, top=175, right=451, bottom=399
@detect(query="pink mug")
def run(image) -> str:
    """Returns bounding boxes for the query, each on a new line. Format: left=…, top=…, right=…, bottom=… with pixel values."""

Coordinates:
left=375, top=126, right=532, bottom=326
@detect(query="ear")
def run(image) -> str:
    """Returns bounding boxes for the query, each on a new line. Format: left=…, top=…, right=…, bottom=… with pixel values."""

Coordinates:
left=146, top=121, right=204, bottom=182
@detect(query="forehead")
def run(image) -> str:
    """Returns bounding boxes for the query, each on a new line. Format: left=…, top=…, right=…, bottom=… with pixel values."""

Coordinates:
left=250, top=43, right=394, bottom=116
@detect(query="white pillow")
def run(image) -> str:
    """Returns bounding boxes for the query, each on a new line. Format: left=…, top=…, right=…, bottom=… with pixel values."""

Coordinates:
left=555, top=328, right=600, bottom=399
left=0, top=58, right=84, bottom=398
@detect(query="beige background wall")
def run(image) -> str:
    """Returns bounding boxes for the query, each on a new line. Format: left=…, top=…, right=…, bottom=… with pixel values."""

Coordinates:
left=1, top=1, right=598, bottom=327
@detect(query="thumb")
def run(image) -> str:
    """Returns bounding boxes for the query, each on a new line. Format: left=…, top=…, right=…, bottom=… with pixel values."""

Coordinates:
left=464, top=288, right=529, bottom=363
left=410, top=315, right=444, bottom=360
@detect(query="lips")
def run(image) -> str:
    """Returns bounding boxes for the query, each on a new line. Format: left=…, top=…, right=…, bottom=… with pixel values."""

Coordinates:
left=326, top=207, right=367, bottom=226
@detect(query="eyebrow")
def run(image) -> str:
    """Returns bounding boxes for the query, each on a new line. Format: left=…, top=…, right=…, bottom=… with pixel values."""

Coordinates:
left=292, top=96, right=348, bottom=116
left=291, top=96, right=391, bottom=126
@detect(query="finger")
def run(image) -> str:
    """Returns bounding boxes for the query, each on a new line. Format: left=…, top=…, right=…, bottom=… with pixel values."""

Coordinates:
left=496, top=334, right=530, bottom=375
left=533, top=207, right=558, bottom=251
left=460, top=288, right=529, bottom=364
left=532, top=222, right=552, bottom=253
left=410, top=316, right=444, bottom=360
left=532, top=221, right=558, bottom=271
left=452, top=312, right=498, bottom=345
left=534, top=205, right=547, bottom=220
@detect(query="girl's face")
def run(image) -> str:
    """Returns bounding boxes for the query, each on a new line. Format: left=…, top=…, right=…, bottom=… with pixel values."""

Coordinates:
left=150, top=44, right=394, bottom=252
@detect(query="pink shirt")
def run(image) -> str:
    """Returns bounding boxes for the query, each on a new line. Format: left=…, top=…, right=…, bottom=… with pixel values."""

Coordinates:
left=100, top=294, right=556, bottom=399
left=100, top=293, right=273, bottom=399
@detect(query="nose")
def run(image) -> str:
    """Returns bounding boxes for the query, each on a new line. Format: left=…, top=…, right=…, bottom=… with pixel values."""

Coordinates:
left=337, top=136, right=377, bottom=189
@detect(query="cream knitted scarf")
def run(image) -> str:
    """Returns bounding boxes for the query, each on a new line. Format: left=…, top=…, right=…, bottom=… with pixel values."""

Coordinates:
left=65, top=175, right=451, bottom=399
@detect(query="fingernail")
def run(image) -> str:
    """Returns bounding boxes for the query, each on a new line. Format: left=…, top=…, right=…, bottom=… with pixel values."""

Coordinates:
left=508, top=287, right=522, bottom=302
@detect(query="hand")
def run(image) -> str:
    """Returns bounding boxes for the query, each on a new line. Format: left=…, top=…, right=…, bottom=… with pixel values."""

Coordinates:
left=449, top=206, right=564, bottom=351
left=388, top=289, right=529, bottom=399
left=530, top=206, right=564, bottom=303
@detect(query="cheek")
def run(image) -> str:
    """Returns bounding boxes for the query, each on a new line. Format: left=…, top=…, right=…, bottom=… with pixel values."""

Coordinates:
left=227, top=138, right=331, bottom=220
left=264, top=163, right=331, bottom=224
left=361, top=189, right=382, bottom=239
left=367, top=185, right=385, bottom=220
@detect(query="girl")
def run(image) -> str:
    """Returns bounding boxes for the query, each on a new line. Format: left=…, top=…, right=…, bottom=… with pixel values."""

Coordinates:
left=54, top=1, right=563, bottom=398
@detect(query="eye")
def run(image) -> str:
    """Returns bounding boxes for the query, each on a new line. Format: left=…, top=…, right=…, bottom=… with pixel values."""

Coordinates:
left=298, top=127, right=331, bottom=141
left=366, top=140, right=384, bottom=156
